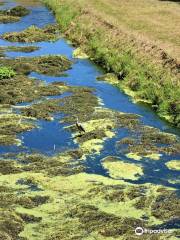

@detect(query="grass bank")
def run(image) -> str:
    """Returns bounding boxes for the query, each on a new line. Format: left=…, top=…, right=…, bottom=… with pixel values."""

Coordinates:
left=43, top=0, right=180, bottom=127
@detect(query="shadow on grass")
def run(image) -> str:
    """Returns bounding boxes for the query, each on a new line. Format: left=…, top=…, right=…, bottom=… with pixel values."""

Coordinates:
left=159, top=0, right=180, bottom=3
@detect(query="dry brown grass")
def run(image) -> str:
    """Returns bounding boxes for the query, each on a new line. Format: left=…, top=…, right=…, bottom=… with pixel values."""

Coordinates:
left=77, top=0, right=180, bottom=61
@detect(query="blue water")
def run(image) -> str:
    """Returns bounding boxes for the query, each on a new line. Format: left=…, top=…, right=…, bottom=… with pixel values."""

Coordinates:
left=0, top=0, right=180, bottom=191
left=0, top=1, right=55, bottom=34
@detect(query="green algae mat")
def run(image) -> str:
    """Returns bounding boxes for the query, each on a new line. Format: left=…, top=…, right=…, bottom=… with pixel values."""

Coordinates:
left=0, top=1, right=180, bottom=240
left=0, top=5, right=30, bottom=23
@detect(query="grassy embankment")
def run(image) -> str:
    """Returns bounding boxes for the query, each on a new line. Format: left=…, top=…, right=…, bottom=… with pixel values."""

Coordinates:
left=43, top=0, right=180, bottom=127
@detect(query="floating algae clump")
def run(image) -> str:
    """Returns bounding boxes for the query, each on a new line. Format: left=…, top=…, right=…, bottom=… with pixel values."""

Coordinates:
left=7, top=6, right=30, bottom=17
left=126, top=152, right=161, bottom=161
left=18, top=174, right=180, bottom=239
left=125, top=152, right=142, bottom=161
left=2, top=24, right=60, bottom=42
left=16, top=150, right=84, bottom=177
left=63, top=105, right=141, bottom=159
left=0, top=134, right=21, bottom=146
left=0, top=104, right=12, bottom=113
left=145, top=153, right=162, bottom=160
left=0, top=113, right=35, bottom=145
left=74, top=117, right=116, bottom=157
left=0, top=159, right=22, bottom=175
left=57, top=92, right=123, bottom=158
left=30, top=55, right=72, bottom=76
left=0, top=173, right=49, bottom=240
left=21, top=85, right=90, bottom=121
left=8, top=45, right=39, bottom=53
left=1, top=55, right=72, bottom=76
left=22, top=99, right=64, bottom=121
left=0, top=57, right=72, bottom=106
left=81, top=108, right=140, bottom=154
left=73, top=47, right=88, bottom=59
left=64, top=108, right=115, bottom=157
left=166, top=160, right=180, bottom=171
left=151, top=189, right=180, bottom=221
left=0, top=14, right=20, bottom=23
left=0, top=45, right=40, bottom=53
left=117, top=125, right=179, bottom=161
left=79, top=139, right=104, bottom=156
left=0, top=5, right=30, bottom=23
left=0, top=151, right=179, bottom=240
left=0, top=74, right=66, bottom=105
left=102, top=156, right=143, bottom=180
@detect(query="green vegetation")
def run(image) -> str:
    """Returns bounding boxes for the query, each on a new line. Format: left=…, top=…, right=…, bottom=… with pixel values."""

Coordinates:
left=0, top=54, right=73, bottom=145
left=0, top=3, right=179, bottom=238
left=0, top=55, right=72, bottom=106
left=97, top=73, right=119, bottom=85
left=0, top=46, right=40, bottom=53
left=0, top=66, right=16, bottom=79
left=73, top=47, right=88, bottom=59
left=0, top=14, right=20, bottom=23
left=43, top=0, right=180, bottom=127
left=0, top=114, right=35, bottom=146
left=7, top=5, right=30, bottom=17
left=0, top=5, right=30, bottom=23
left=102, top=156, right=143, bottom=180
left=0, top=55, right=72, bottom=76
left=0, top=157, right=179, bottom=239
left=2, top=24, right=60, bottom=42
left=20, top=84, right=176, bottom=162
left=117, top=125, right=180, bottom=161
left=166, top=160, right=180, bottom=171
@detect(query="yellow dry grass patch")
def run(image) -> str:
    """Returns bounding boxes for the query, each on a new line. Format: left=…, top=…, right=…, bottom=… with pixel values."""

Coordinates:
left=84, top=0, right=180, bottom=61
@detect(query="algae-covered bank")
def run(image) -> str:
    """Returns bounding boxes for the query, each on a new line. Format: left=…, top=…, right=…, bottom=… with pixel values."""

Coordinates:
left=0, top=0, right=180, bottom=239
